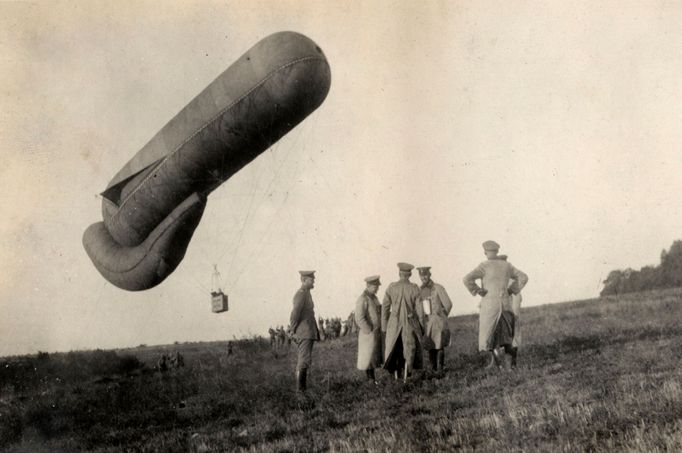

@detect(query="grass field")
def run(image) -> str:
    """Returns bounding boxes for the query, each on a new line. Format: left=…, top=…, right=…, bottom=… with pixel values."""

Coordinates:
left=2, top=288, right=682, bottom=452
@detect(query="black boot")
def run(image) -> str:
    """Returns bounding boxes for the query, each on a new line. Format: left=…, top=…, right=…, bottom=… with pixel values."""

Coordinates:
left=365, top=369, right=377, bottom=384
left=510, top=347, right=518, bottom=368
left=437, top=349, right=445, bottom=371
left=429, top=350, right=438, bottom=371
left=296, top=369, right=307, bottom=392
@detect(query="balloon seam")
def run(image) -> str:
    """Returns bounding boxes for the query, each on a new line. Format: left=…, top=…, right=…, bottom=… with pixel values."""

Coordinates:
left=114, top=56, right=327, bottom=214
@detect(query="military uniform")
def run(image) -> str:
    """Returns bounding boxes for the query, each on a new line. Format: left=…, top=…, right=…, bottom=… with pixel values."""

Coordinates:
left=382, top=263, right=425, bottom=378
left=499, top=255, right=523, bottom=350
left=289, top=270, right=320, bottom=391
left=463, top=241, right=528, bottom=353
left=418, top=267, right=452, bottom=371
left=511, top=292, right=522, bottom=347
left=356, top=276, right=383, bottom=373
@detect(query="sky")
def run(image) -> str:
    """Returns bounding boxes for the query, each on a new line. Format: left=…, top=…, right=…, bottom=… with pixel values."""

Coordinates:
left=1, top=1, right=681, bottom=357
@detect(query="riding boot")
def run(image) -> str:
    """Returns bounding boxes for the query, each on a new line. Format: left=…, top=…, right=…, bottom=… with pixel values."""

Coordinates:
left=296, top=369, right=307, bottom=392
left=429, top=350, right=438, bottom=371
left=493, top=348, right=506, bottom=370
left=437, top=349, right=445, bottom=371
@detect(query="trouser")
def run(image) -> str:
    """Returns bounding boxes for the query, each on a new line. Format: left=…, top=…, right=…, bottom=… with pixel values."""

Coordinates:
left=296, top=339, right=314, bottom=371
left=428, top=349, right=445, bottom=370
left=490, top=311, right=515, bottom=350
left=385, top=333, right=418, bottom=375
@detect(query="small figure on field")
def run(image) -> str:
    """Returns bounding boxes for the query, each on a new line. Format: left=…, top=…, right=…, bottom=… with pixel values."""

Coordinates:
left=227, top=341, right=234, bottom=356
left=332, top=318, right=342, bottom=338
left=268, top=327, right=277, bottom=349
left=285, top=325, right=292, bottom=346
left=355, top=275, right=383, bottom=384
left=382, top=262, right=425, bottom=382
left=340, top=320, right=349, bottom=337
left=324, top=319, right=334, bottom=340
left=347, top=311, right=357, bottom=334
left=318, top=317, right=326, bottom=341
left=170, top=350, right=184, bottom=368
left=463, top=241, right=528, bottom=370
left=277, top=325, right=287, bottom=348
left=417, top=267, right=453, bottom=372
left=289, top=270, right=321, bottom=392
left=157, top=353, right=169, bottom=372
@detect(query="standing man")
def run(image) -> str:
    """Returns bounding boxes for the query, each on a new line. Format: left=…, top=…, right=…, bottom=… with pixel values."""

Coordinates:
left=268, top=327, right=276, bottom=349
left=355, top=275, right=383, bottom=384
left=417, top=267, right=453, bottom=372
left=382, top=262, right=425, bottom=381
left=289, top=270, right=320, bottom=392
left=499, top=254, right=523, bottom=368
left=463, top=241, right=528, bottom=369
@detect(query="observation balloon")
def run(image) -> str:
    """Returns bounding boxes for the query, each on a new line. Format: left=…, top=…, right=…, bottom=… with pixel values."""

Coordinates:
left=83, top=32, right=331, bottom=291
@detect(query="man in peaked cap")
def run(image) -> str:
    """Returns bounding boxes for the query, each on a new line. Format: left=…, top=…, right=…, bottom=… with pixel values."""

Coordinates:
left=463, top=241, right=528, bottom=370
left=382, top=262, right=425, bottom=381
left=289, top=270, right=321, bottom=392
left=482, top=240, right=500, bottom=252
left=355, top=275, right=383, bottom=384
left=417, top=267, right=453, bottom=372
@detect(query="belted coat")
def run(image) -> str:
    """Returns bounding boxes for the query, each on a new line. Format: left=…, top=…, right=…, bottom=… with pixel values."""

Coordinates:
left=355, top=290, right=382, bottom=370
left=420, top=281, right=453, bottom=350
left=381, top=278, right=425, bottom=372
left=463, top=258, right=528, bottom=351
left=289, top=288, right=320, bottom=341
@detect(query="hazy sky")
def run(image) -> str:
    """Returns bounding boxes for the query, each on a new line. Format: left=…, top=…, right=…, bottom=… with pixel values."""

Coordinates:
left=2, top=1, right=681, bottom=356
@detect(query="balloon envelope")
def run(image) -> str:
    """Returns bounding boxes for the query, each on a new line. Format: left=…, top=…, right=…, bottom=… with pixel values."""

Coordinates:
left=83, top=31, right=331, bottom=291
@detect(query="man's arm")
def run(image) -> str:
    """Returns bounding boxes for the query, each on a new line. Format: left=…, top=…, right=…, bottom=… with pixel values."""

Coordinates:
left=508, top=265, right=529, bottom=295
left=438, top=284, right=453, bottom=315
left=414, top=285, right=425, bottom=330
left=355, top=295, right=373, bottom=334
left=289, top=291, right=305, bottom=333
left=463, top=264, right=486, bottom=296
left=381, top=287, right=392, bottom=332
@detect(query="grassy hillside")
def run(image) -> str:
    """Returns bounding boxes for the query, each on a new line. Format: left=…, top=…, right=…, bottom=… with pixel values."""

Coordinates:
left=2, top=288, right=681, bottom=452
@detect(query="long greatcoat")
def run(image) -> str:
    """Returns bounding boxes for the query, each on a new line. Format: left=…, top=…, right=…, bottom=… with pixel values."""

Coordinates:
left=381, top=278, right=425, bottom=372
left=420, top=281, right=453, bottom=350
left=463, top=258, right=528, bottom=351
left=355, top=290, right=382, bottom=370
left=289, top=288, right=320, bottom=341
left=511, top=292, right=522, bottom=347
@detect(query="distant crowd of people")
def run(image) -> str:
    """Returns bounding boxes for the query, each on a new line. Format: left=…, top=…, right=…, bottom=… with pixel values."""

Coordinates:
left=317, top=315, right=357, bottom=340
left=268, top=326, right=291, bottom=349
left=287, top=240, right=528, bottom=392
left=156, top=351, right=185, bottom=372
left=268, top=315, right=357, bottom=350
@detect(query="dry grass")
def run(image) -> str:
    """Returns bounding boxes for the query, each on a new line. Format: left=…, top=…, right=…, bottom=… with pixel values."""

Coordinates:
left=2, top=288, right=682, bottom=452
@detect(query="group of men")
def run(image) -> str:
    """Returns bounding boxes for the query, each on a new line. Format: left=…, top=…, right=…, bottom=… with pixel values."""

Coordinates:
left=287, top=240, right=528, bottom=392
left=268, top=326, right=290, bottom=349
left=318, top=316, right=356, bottom=340
left=157, top=350, right=185, bottom=372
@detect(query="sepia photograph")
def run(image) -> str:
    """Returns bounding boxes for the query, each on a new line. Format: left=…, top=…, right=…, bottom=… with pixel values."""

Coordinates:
left=1, top=1, right=681, bottom=451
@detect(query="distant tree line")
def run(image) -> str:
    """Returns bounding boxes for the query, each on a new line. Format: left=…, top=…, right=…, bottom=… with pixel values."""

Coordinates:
left=601, top=240, right=682, bottom=296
